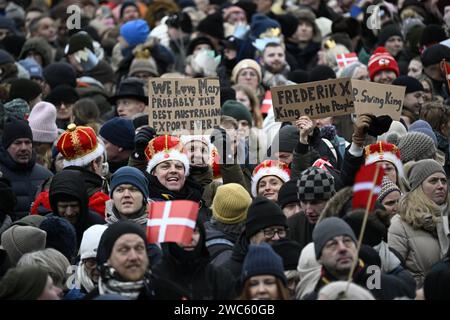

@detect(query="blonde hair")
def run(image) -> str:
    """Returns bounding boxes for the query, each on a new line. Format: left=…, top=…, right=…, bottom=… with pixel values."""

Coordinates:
left=398, top=186, right=449, bottom=229
left=233, top=84, right=263, bottom=129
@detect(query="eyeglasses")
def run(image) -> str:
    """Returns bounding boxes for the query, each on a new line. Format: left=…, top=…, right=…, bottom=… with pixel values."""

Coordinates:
left=262, top=227, right=287, bottom=239
left=83, top=258, right=97, bottom=268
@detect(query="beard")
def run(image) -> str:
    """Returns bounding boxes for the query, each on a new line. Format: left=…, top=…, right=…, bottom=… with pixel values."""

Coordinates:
left=264, top=62, right=286, bottom=74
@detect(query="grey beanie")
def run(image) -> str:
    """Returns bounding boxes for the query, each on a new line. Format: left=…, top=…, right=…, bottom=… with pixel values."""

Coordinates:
left=408, top=159, right=445, bottom=191
left=339, top=62, right=366, bottom=78
left=298, top=167, right=335, bottom=202
left=0, top=225, right=47, bottom=265
left=398, top=132, right=437, bottom=164
left=277, top=125, right=299, bottom=153
left=313, top=217, right=357, bottom=259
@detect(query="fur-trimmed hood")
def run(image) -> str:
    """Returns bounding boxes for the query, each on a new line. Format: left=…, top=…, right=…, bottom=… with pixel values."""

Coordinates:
left=318, top=186, right=353, bottom=223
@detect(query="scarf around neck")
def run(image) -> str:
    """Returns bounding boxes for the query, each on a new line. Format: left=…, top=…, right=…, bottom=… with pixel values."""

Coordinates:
left=98, top=266, right=149, bottom=300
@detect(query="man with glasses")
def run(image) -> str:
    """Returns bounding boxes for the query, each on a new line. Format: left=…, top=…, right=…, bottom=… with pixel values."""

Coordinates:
left=246, top=197, right=289, bottom=245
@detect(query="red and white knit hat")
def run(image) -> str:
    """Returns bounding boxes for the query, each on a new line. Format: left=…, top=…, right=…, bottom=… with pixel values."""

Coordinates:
left=251, top=159, right=291, bottom=197
left=145, top=135, right=190, bottom=175
left=364, top=141, right=403, bottom=178
left=368, top=47, right=399, bottom=81
left=57, top=124, right=105, bottom=168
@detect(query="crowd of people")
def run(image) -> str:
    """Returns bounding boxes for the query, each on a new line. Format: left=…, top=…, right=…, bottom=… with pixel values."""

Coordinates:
left=0, top=0, right=449, bottom=301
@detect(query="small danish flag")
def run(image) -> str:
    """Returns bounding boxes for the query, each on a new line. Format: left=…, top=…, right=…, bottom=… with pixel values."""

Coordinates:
left=147, top=200, right=199, bottom=245
left=336, top=52, right=359, bottom=69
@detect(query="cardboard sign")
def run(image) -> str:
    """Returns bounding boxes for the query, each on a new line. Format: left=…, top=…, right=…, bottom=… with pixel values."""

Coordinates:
left=148, top=78, right=221, bottom=134
left=351, top=80, right=405, bottom=120
left=271, top=78, right=355, bottom=121
left=271, top=78, right=405, bottom=121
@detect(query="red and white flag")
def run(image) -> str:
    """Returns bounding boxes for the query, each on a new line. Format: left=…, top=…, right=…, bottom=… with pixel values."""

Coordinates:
left=352, top=163, right=384, bottom=212
left=147, top=200, right=199, bottom=245
left=261, top=90, right=272, bottom=115
left=336, top=52, right=359, bottom=69
left=444, top=60, right=450, bottom=93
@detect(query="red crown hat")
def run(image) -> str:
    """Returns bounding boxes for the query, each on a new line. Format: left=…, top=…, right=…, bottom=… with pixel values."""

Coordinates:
left=251, top=159, right=291, bottom=197
left=364, top=141, right=403, bottom=178
left=57, top=123, right=105, bottom=168
left=145, top=135, right=190, bottom=175
left=368, top=47, right=399, bottom=81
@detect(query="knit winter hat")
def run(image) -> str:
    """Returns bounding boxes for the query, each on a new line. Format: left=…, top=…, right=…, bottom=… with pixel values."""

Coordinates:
left=377, top=120, right=407, bottom=145
left=18, top=58, right=43, bottom=80
left=28, top=102, right=58, bottom=143
left=11, top=215, right=46, bottom=228
left=99, top=117, right=135, bottom=150
left=408, top=159, right=445, bottom=191
left=2, top=117, right=33, bottom=149
left=398, top=132, right=437, bottom=163
left=79, top=224, right=108, bottom=260
left=245, top=197, right=288, bottom=239
left=241, top=243, right=287, bottom=285
left=231, top=59, right=262, bottom=84
left=8, top=78, right=42, bottom=103
left=378, top=176, right=401, bottom=203
left=277, top=180, right=299, bottom=209
left=0, top=266, right=48, bottom=300
left=271, top=239, right=303, bottom=270
left=419, top=24, right=447, bottom=49
left=308, top=65, right=337, bottom=81
left=3, top=98, right=29, bottom=121
left=45, top=85, right=80, bottom=106
left=378, top=24, right=403, bottom=46
left=43, top=63, right=77, bottom=89
left=368, top=47, right=399, bottom=81
left=0, top=49, right=14, bottom=65
left=120, top=19, right=150, bottom=47
left=64, top=31, right=94, bottom=55
left=250, top=13, right=281, bottom=39
left=421, top=44, right=450, bottom=68
left=39, top=216, right=77, bottom=262
left=297, top=167, right=335, bottom=202
left=197, top=12, right=225, bottom=40
left=278, top=14, right=299, bottom=39
left=392, top=75, right=424, bottom=94
left=212, top=183, right=252, bottom=224
left=277, top=125, right=299, bottom=153
left=339, top=62, right=366, bottom=78
left=424, top=260, right=450, bottom=300
left=221, top=100, right=253, bottom=126
left=96, top=221, right=147, bottom=266
left=128, top=58, right=159, bottom=77
left=110, top=166, right=149, bottom=200
left=408, top=120, right=438, bottom=147
left=313, top=217, right=357, bottom=259
left=19, top=37, right=53, bottom=67
left=0, top=225, right=47, bottom=265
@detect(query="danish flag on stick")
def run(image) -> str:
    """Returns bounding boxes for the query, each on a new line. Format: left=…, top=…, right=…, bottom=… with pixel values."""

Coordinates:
left=352, top=163, right=384, bottom=212
left=147, top=200, right=199, bottom=245
left=336, top=52, right=359, bottom=69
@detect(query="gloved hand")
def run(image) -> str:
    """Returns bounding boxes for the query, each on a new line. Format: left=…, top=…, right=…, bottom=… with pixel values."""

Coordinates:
left=352, top=114, right=372, bottom=147
left=210, top=127, right=236, bottom=164
left=132, top=126, right=157, bottom=161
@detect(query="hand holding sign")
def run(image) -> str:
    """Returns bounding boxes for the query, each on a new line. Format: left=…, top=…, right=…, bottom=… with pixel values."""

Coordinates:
left=352, top=114, right=373, bottom=147
left=295, top=116, right=315, bottom=144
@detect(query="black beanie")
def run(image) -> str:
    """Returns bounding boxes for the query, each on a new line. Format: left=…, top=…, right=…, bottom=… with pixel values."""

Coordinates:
left=220, top=87, right=236, bottom=106
left=45, top=85, right=80, bottom=106
left=308, top=65, right=336, bottom=82
left=278, top=14, right=298, bottom=39
left=378, top=23, right=403, bottom=46
left=197, top=13, right=225, bottom=40
left=245, top=197, right=288, bottom=239
left=187, top=36, right=214, bottom=56
left=331, top=17, right=361, bottom=39
left=277, top=125, right=299, bottom=153
left=65, top=32, right=94, bottom=55
left=43, top=62, right=77, bottom=89
left=40, top=216, right=78, bottom=262
left=2, top=117, right=33, bottom=149
left=421, top=44, right=450, bottom=68
left=277, top=179, right=298, bottom=209
left=287, top=70, right=309, bottom=84
left=392, top=75, right=424, bottom=94
left=419, top=24, right=447, bottom=49
left=271, top=239, right=303, bottom=270
left=97, top=221, right=147, bottom=266
left=8, top=78, right=42, bottom=103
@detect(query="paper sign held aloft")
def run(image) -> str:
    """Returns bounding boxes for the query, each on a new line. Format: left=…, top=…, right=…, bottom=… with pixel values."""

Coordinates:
left=147, top=200, right=199, bottom=245
left=271, top=78, right=405, bottom=121
left=351, top=80, right=405, bottom=121
left=271, top=78, right=355, bottom=120
left=148, top=78, right=221, bottom=135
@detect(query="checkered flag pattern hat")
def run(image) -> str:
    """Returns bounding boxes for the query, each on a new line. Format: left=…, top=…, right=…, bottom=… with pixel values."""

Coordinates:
left=297, top=167, right=335, bottom=202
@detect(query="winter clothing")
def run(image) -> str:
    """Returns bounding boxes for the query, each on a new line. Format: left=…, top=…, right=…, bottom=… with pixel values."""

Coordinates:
left=368, top=47, right=399, bottom=81
left=313, top=217, right=357, bottom=259
left=251, top=159, right=290, bottom=197
left=153, top=220, right=236, bottom=299
left=99, top=118, right=135, bottom=150
left=408, top=120, right=438, bottom=147
left=110, top=166, right=149, bottom=200
left=19, top=37, right=53, bottom=67
left=0, top=225, right=47, bottom=265
left=0, top=266, right=48, bottom=300
left=49, top=170, right=104, bottom=247
left=145, top=135, right=190, bottom=176
left=120, top=19, right=150, bottom=47
left=378, top=177, right=401, bottom=203
left=8, top=78, right=42, bottom=103
left=231, top=59, right=261, bottom=84
left=277, top=180, right=298, bottom=209
left=109, top=78, right=148, bottom=105
left=271, top=239, right=303, bottom=270
left=241, top=243, right=287, bottom=285
left=2, top=117, right=32, bottom=149
left=287, top=211, right=315, bottom=249
left=297, top=167, right=335, bottom=202
left=408, top=159, right=445, bottom=191
left=421, top=44, right=450, bottom=68
left=2, top=99, right=29, bottom=126
left=28, top=102, right=58, bottom=143
left=212, top=183, right=251, bottom=224
left=392, top=76, right=424, bottom=94
left=43, top=63, right=77, bottom=89
left=398, top=132, right=437, bottom=164
left=221, top=100, right=253, bottom=127
left=245, top=197, right=288, bottom=239
left=39, top=216, right=77, bottom=262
